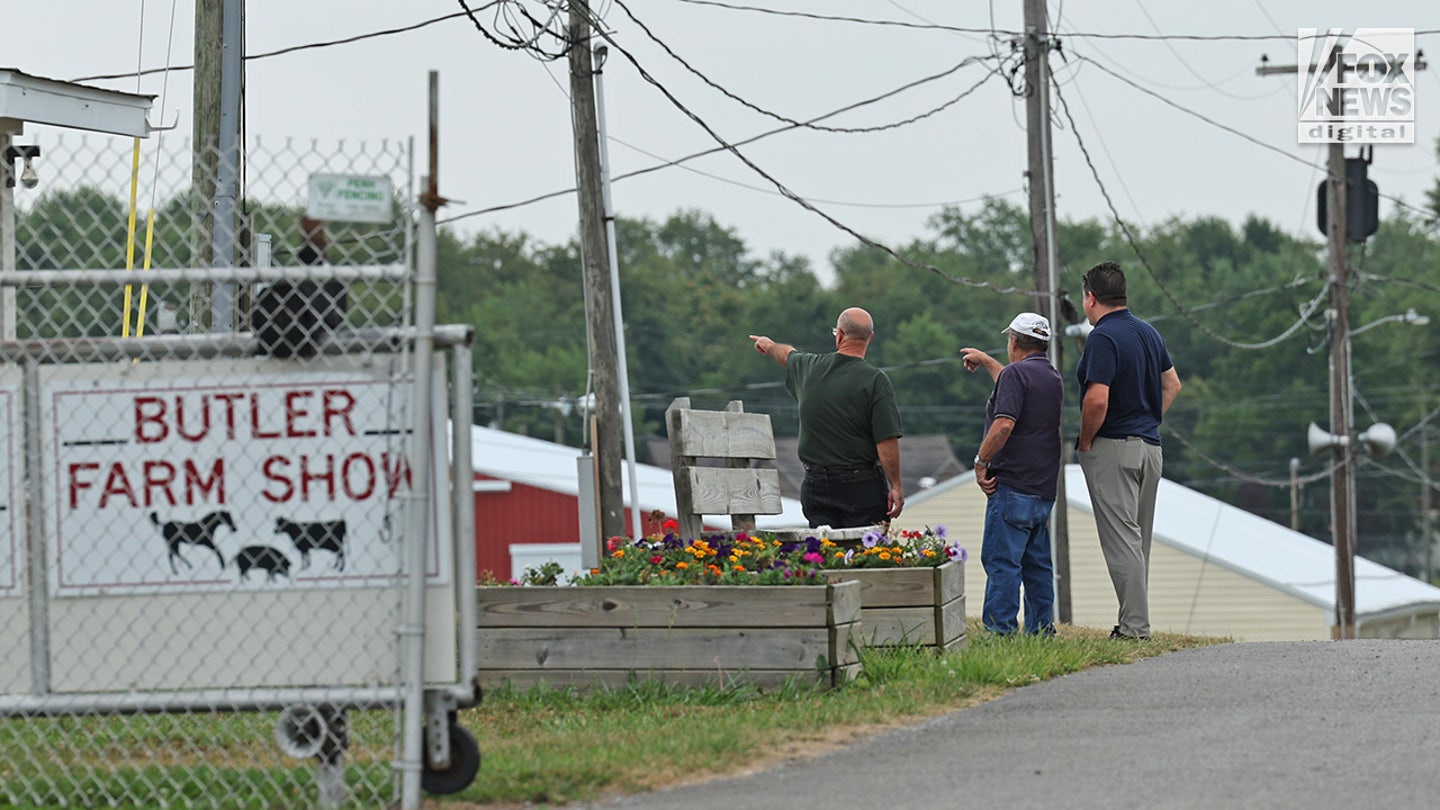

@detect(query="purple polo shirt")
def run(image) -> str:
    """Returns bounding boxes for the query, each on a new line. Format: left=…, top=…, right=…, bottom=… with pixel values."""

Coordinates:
left=985, top=352, right=1063, bottom=500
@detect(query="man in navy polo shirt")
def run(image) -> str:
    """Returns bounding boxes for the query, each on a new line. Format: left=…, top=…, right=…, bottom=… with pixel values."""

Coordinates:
left=961, top=312, right=1063, bottom=635
left=1075, top=261, right=1183, bottom=641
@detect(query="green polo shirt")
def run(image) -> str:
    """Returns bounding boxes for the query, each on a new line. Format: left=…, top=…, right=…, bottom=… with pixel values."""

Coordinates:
left=785, top=351, right=903, bottom=467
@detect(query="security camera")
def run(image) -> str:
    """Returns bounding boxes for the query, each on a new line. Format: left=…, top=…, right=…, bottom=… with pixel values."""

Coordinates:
left=4, top=144, right=40, bottom=190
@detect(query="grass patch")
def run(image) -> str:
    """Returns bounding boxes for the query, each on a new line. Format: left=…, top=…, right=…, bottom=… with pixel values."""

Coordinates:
left=0, top=623, right=1222, bottom=808
left=450, top=622, right=1225, bottom=807
left=0, top=709, right=396, bottom=810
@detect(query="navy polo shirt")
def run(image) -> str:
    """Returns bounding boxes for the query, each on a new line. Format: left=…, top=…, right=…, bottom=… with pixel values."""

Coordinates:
left=986, top=353, right=1063, bottom=500
left=1075, top=309, right=1173, bottom=445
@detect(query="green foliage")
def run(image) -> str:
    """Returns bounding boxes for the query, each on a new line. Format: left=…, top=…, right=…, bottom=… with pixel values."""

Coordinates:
left=19, top=173, right=1430, bottom=576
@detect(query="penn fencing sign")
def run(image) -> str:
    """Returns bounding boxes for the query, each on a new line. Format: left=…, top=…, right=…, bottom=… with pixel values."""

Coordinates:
left=1298, top=28, right=1416, bottom=144
left=306, top=173, right=395, bottom=223
left=41, top=358, right=448, bottom=597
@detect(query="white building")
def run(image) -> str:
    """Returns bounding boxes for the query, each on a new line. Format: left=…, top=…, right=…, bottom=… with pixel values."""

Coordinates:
left=898, top=465, right=1440, bottom=641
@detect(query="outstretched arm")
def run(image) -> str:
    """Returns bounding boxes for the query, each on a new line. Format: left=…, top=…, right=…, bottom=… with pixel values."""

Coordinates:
left=749, top=334, right=796, bottom=367
left=959, top=347, right=1004, bottom=381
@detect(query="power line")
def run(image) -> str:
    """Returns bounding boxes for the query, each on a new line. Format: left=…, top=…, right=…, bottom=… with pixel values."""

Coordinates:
left=442, top=48, right=1015, bottom=226
left=671, top=1, right=1440, bottom=42
left=594, top=26, right=1033, bottom=294
left=69, top=8, right=494, bottom=82
left=1051, top=72, right=1331, bottom=351
left=1073, top=53, right=1435, bottom=222
left=451, top=5, right=1039, bottom=296
left=612, top=0, right=1002, bottom=134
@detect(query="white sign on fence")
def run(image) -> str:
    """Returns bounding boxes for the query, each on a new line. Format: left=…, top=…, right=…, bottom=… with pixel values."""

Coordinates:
left=41, top=360, right=447, bottom=596
left=306, top=173, right=394, bottom=223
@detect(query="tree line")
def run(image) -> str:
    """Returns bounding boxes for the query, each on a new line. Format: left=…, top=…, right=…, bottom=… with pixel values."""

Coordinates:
left=14, top=175, right=1439, bottom=578
left=436, top=197, right=1440, bottom=579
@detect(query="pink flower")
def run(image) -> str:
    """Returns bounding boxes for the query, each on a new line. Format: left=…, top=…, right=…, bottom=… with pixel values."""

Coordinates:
left=802, top=551, right=824, bottom=564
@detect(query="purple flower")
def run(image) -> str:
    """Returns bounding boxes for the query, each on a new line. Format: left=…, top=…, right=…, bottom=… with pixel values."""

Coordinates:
left=844, top=549, right=855, bottom=565
left=945, top=544, right=968, bottom=563
left=933, top=524, right=948, bottom=540
left=862, top=530, right=882, bottom=548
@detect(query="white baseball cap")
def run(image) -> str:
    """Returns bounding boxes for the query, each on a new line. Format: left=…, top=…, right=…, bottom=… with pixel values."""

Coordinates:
left=1002, top=312, right=1051, bottom=341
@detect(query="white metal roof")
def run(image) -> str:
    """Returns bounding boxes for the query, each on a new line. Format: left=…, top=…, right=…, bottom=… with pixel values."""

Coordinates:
left=467, top=424, right=810, bottom=529
left=0, top=68, right=154, bottom=137
left=909, top=463, right=1440, bottom=620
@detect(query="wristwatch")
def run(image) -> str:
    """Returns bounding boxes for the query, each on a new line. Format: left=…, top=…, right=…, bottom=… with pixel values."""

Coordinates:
left=973, top=454, right=990, bottom=469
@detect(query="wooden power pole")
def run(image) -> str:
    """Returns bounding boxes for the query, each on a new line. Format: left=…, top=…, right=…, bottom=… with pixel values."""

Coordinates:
left=1022, top=0, right=1070, bottom=623
left=192, top=0, right=221, bottom=332
left=568, top=1, right=625, bottom=544
left=1255, top=57, right=1355, bottom=637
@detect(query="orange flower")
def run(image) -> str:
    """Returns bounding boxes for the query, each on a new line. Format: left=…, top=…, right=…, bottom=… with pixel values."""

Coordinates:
left=676, top=561, right=690, bottom=569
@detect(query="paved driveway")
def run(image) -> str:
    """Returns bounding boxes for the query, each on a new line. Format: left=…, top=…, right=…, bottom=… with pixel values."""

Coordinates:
left=580, top=641, right=1440, bottom=810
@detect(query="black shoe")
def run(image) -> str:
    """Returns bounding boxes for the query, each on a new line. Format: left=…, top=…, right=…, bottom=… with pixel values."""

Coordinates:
left=1110, top=625, right=1148, bottom=641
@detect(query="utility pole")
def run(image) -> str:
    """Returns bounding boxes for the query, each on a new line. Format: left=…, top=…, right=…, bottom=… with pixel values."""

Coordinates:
left=1257, top=54, right=1354, bottom=638
left=1022, top=0, right=1070, bottom=623
left=1324, top=136, right=1357, bottom=638
left=192, top=0, right=220, bottom=332
left=192, top=0, right=244, bottom=332
left=1422, top=390, right=1433, bottom=583
left=568, top=1, right=625, bottom=545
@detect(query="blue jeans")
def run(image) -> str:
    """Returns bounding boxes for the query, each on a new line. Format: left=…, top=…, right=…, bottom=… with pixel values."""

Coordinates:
left=981, top=485, right=1056, bottom=635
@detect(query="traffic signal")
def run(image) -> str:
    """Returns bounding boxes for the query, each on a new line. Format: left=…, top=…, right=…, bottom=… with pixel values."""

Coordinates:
left=1317, top=157, right=1380, bottom=243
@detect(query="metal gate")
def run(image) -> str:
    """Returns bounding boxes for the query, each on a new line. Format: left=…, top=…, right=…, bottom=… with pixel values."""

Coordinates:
left=0, top=132, right=478, bottom=808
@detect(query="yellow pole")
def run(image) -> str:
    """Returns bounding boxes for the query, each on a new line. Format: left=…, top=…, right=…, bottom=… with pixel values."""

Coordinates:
left=122, top=137, right=142, bottom=337
left=136, top=209, right=156, bottom=337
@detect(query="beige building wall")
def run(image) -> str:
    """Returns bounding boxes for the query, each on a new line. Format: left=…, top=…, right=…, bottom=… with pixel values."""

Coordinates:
left=899, top=479, right=1332, bottom=641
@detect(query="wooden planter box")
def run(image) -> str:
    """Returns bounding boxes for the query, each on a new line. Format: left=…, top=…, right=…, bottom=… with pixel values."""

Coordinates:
left=475, top=580, right=862, bottom=691
left=821, top=560, right=966, bottom=651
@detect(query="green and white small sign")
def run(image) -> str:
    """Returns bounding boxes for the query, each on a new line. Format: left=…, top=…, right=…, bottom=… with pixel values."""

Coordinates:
left=306, top=174, right=394, bottom=224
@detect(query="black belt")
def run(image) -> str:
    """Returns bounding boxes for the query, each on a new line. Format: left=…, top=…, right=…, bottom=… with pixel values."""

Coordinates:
left=803, top=462, right=880, bottom=474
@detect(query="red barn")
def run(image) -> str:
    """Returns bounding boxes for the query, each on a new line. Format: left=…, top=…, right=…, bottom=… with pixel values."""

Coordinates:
left=467, top=425, right=807, bottom=582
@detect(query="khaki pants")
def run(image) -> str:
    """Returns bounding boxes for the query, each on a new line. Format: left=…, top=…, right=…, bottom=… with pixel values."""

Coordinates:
left=1078, top=436, right=1163, bottom=639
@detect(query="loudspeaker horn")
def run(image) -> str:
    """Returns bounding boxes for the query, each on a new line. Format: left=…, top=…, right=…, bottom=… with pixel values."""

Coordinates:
left=1359, top=422, right=1397, bottom=459
left=1307, top=422, right=1344, bottom=456
left=275, top=704, right=328, bottom=759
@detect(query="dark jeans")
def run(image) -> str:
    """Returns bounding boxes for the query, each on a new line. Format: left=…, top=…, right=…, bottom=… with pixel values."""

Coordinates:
left=800, top=463, right=887, bottom=529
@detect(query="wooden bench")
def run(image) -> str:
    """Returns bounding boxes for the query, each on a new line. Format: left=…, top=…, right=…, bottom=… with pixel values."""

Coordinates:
left=664, top=397, right=782, bottom=539
left=663, top=397, right=879, bottom=543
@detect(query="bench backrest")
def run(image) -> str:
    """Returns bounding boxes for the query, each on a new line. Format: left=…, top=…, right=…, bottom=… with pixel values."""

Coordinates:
left=664, top=397, right=782, bottom=539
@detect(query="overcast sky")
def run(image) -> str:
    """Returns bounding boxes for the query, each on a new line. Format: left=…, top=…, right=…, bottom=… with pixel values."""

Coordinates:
left=8, top=1, right=1440, bottom=279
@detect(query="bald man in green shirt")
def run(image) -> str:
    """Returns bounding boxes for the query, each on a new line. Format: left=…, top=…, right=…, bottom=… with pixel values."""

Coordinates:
left=750, top=307, right=904, bottom=528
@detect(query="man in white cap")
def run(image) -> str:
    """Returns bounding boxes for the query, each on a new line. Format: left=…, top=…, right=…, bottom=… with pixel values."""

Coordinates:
left=960, top=312, right=1063, bottom=635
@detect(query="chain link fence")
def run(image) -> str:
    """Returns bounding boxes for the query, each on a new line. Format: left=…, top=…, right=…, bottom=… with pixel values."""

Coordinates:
left=0, top=132, right=475, bottom=808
